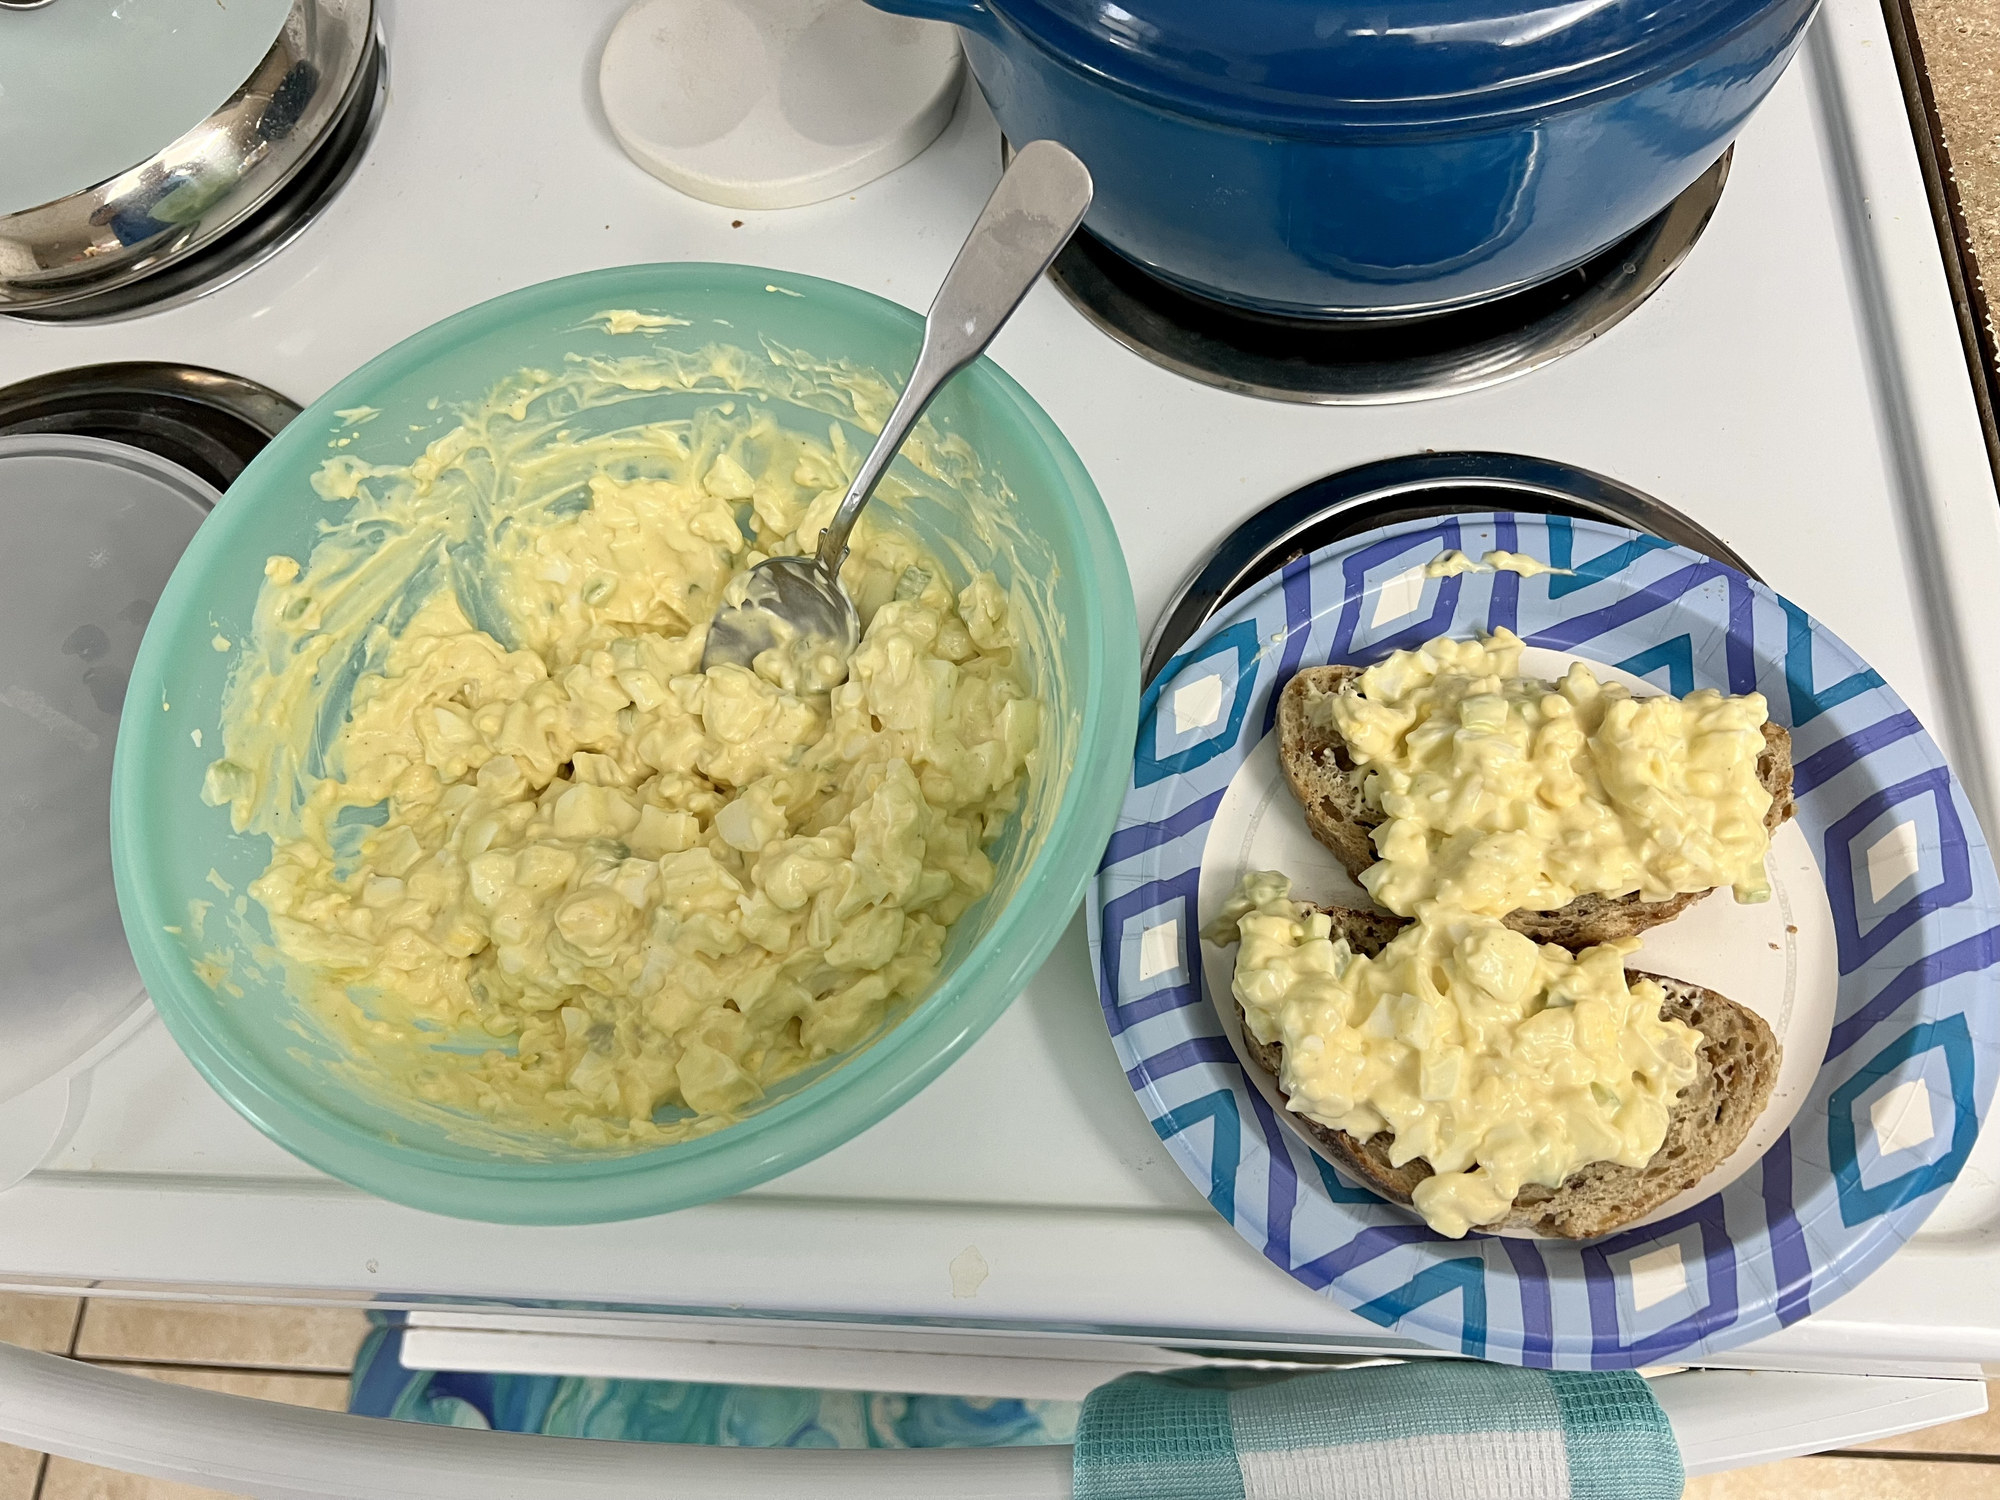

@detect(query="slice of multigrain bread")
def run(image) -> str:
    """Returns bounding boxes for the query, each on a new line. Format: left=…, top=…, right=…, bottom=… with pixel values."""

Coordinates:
left=1236, top=906, right=1780, bottom=1238
left=1276, top=665, right=1797, bottom=948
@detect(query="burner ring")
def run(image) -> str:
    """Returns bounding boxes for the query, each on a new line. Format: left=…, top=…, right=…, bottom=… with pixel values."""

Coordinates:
left=0, top=363, right=299, bottom=491
left=1051, top=152, right=1730, bottom=407
left=1145, top=451, right=1756, bottom=684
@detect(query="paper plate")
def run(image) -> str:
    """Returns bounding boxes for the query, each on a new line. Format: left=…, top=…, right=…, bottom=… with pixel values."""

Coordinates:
left=1091, top=512, right=2000, bottom=1368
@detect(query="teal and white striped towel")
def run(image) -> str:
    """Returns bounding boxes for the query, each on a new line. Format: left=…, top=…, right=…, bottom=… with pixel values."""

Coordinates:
left=1073, top=1362, right=1682, bottom=1500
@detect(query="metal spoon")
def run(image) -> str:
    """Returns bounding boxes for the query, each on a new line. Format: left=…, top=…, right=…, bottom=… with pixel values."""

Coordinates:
left=700, top=139, right=1094, bottom=689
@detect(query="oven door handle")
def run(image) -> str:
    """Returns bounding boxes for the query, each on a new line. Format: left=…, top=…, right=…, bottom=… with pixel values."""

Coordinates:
left=0, top=1343, right=1075, bottom=1499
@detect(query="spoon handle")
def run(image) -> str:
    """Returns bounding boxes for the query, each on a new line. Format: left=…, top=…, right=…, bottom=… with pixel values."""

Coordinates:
left=815, top=139, right=1094, bottom=577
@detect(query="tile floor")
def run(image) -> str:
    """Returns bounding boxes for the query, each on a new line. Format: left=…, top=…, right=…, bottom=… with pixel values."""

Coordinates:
left=0, top=1293, right=363, bottom=1500
left=1911, top=0, right=2000, bottom=301
left=0, top=1290, right=1996, bottom=1495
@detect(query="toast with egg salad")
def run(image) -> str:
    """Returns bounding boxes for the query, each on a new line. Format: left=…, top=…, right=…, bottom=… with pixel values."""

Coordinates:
left=1206, top=877, right=1780, bottom=1239
left=1277, top=629, right=1796, bottom=949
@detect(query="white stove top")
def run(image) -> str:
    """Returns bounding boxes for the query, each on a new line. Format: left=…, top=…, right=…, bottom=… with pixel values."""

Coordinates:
left=2, top=0, right=1997, bottom=1372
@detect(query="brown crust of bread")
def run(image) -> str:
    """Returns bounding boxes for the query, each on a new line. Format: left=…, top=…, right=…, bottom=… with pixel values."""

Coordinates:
left=1275, top=664, right=1797, bottom=949
left=1235, top=906, right=1781, bottom=1238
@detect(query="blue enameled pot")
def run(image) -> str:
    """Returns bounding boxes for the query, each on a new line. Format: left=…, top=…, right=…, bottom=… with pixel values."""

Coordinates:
left=868, top=0, right=1818, bottom=317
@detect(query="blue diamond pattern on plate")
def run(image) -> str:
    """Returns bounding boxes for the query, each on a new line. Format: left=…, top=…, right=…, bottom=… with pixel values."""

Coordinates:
left=1093, top=513, right=2000, bottom=1369
left=1829, top=1015, right=1978, bottom=1226
left=1098, top=868, right=1203, bottom=1037
left=1822, top=768, right=1973, bottom=973
left=1582, top=1199, right=1735, bottom=1365
left=1327, top=518, right=1467, bottom=661
left=1136, top=619, right=1262, bottom=787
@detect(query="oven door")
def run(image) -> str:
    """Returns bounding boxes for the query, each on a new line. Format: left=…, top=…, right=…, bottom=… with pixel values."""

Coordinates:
left=0, top=1314, right=1982, bottom=1495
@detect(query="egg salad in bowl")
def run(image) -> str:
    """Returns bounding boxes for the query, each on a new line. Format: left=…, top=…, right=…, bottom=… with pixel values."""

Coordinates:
left=111, top=265, right=1137, bottom=1221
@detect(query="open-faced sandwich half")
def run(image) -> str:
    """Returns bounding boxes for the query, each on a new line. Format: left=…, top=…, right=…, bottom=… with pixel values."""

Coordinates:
left=1276, top=627, right=1796, bottom=948
left=1208, top=877, right=1779, bottom=1239
left=1208, top=627, right=1790, bottom=1238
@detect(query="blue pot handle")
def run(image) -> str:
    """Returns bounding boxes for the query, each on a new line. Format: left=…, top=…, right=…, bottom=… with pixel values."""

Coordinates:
left=863, top=0, right=1006, bottom=43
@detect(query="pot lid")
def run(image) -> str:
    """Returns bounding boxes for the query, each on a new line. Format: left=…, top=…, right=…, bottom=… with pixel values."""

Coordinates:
left=0, top=0, right=295, bottom=217
left=0, top=433, right=213, bottom=1103
left=979, top=0, right=1791, bottom=132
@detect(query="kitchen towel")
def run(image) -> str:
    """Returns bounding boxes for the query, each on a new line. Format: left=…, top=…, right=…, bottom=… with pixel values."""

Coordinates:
left=1072, top=1361, right=1682, bottom=1500
left=352, top=1311, right=1679, bottom=1493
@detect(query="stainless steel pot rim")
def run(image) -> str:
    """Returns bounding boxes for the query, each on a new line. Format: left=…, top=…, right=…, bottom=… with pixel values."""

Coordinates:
left=1144, top=450, right=1758, bottom=685
left=0, top=0, right=372, bottom=311
left=1049, top=151, right=1732, bottom=406
left=2, top=29, right=384, bottom=324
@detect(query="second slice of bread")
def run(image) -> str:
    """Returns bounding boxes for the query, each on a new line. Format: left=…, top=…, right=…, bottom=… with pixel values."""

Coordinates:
left=1236, top=905, right=1781, bottom=1238
left=1276, top=664, right=1797, bottom=949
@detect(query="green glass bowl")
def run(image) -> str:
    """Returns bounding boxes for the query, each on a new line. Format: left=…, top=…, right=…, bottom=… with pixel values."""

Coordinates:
left=110, top=263, right=1139, bottom=1224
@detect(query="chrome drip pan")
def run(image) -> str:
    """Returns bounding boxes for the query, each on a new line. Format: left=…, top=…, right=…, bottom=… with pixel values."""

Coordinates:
left=1145, top=450, right=1758, bottom=683
left=0, top=362, right=298, bottom=487
left=1050, top=154, right=1731, bottom=406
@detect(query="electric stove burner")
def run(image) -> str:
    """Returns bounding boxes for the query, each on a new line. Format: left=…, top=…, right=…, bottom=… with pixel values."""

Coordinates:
left=0, top=363, right=299, bottom=490
left=4, top=31, right=387, bottom=326
left=1052, top=152, right=1731, bottom=407
left=1145, top=451, right=1758, bottom=684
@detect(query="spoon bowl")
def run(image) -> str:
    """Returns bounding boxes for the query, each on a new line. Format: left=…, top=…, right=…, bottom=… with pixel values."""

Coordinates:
left=701, top=553, right=859, bottom=692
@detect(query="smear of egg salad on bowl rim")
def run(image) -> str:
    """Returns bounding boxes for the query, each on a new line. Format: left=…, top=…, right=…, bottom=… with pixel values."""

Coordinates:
left=200, top=333, right=1042, bottom=1152
left=1212, top=627, right=1776, bottom=1235
left=1207, top=872, right=1702, bottom=1239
